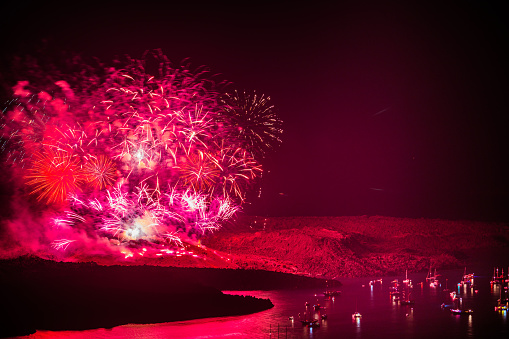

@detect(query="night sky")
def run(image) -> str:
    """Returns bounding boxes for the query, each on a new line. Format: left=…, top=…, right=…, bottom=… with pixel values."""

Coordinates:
left=1, top=1, right=507, bottom=222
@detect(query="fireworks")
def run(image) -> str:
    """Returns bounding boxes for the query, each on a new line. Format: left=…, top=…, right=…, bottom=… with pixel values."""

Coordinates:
left=51, top=239, right=77, bottom=251
left=25, top=149, right=83, bottom=204
left=220, top=90, right=283, bottom=158
left=0, top=50, right=282, bottom=259
left=83, top=155, right=117, bottom=190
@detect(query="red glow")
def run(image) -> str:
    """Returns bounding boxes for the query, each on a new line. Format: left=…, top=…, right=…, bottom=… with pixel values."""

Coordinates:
left=0, top=51, right=282, bottom=261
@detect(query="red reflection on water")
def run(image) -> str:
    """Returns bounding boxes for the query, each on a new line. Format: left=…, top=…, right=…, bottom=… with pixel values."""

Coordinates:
left=18, top=272, right=509, bottom=339
left=18, top=291, right=297, bottom=339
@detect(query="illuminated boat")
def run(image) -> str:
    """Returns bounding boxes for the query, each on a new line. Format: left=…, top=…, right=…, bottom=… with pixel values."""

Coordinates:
left=391, top=291, right=401, bottom=303
left=352, top=299, right=362, bottom=319
left=426, top=267, right=440, bottom=286
left=490, top=267, right=505, bottom=285
left=450, top=308, right=473, bottom=315
left=460, top=267, right=475, bottom=286
left=308, top=321, right=320, bottom=328
left=323, top=280, right=341, bottom=297
left=403, top=270, right=412, bottom=286
left=301, top=319, right=320, bottom=328
left=323, top=290, right=341, bottom=297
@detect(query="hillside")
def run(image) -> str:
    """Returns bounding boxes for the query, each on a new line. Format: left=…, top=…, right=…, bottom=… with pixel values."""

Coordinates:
left=203, top=215, right=509, bottom=278
left=2, top=215, right=507, bottom=280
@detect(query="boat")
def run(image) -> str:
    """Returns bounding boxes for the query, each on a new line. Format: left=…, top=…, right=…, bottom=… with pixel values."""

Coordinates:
left=450, top=308, right=473, bottom=315
left=323, top=280, right=341, bottom=297
left=352, top=299, right=362, bottom=319
left=460, top=267, right=475, bottom=286
left=403, top=270, right=412, bottom=286
left=390, top=278, right=401, bottom=293
left=426, top=266, right=432, bottom=281
left=313, top=304, right=322, bottom=311
left=309, top=321, right=320, bottom=328
left=401, top=277, right=414, bottom=304
left=321, top=314, right=328, bottom=320
left=490, top=267, right=505, bottom=285
left=400, top=288, right=415, bottom=305
left=426, top=267, right=440, bottom=287
left=494, top=274, right=509, bottom=311
left=323, top=290, right=341, bottom=297
left=308, top=321, right=320, bottom=328
left=301, top=319, right=320, bottom=328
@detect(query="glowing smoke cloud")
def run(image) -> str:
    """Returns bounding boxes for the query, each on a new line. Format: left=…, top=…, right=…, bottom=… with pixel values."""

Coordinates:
left=0, top=50, right=282, bottom=260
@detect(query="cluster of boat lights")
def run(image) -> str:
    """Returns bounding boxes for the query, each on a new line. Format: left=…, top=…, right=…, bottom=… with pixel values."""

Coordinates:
left=120, top=247, right=201, bottom=259
left=116, top=243, right=237, bottom=269
left=289, top=266, right=508, bottom=331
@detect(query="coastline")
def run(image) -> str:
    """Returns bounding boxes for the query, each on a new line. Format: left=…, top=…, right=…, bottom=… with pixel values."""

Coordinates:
left=1, top=215, right=508, bottom=337
left=0, top=256, right=337, bottom=338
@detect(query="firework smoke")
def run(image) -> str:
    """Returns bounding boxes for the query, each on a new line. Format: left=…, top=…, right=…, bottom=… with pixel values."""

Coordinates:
left=0, top=50, right=282, bottom=261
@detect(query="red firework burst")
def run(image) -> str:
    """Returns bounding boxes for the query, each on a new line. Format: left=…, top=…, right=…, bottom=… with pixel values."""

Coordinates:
left=83, top=155, right=117, bottom=190
left=25, top=149, right=83, bottom=204
left=180, top=151, right=220, bottom=192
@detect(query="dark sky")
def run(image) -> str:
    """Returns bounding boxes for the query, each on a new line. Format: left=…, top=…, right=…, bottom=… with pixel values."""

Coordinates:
left=1, top=1, right=508, bottom=221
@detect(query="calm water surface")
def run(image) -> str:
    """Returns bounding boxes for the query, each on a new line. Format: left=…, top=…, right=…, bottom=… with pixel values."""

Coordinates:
left=18, top=269, right=508, bottom=338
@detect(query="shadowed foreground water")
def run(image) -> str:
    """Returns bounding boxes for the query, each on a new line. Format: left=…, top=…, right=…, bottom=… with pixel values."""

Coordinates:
left=17, top=269, right=508, bottom=338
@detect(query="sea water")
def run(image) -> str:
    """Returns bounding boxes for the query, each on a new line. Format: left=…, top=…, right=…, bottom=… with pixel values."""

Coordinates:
left=16, top=269, right=509, bottom=338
